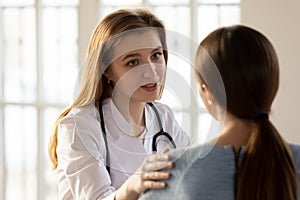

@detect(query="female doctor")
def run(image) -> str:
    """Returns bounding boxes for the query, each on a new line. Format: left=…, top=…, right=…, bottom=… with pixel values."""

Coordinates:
left=48, top=8, right=190, bottom=200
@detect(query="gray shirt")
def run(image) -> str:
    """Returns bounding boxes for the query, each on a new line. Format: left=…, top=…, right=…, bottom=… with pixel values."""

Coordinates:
left=139, top=143, right=300, bottom=200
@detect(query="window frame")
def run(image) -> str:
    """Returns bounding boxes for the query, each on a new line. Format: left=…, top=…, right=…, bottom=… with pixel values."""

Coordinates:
left=0, top=0, right=240, bottom=199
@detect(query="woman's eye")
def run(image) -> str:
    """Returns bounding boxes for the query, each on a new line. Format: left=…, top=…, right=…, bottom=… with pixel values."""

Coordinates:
left=151, top=52, right=163, bottom=60
left=126, top=60, right=139, bottom=66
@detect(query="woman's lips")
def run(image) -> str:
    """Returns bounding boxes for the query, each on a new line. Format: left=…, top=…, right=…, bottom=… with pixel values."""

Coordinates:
left=141, top=83, right=158, bottom=92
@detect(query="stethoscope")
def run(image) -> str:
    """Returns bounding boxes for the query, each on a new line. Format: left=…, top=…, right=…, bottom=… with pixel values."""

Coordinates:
left=98, top=100, right=176, bottom=174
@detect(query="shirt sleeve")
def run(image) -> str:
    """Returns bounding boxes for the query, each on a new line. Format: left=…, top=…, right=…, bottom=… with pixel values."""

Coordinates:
left=57, top=112, right=116, bottom=200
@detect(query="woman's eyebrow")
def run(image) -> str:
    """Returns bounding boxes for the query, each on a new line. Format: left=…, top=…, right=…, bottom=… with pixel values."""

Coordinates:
left=121, top=53, right=141, bottom=61
left=151, top=46, right=163, bottom=53
left=121, top=46, right=163, bottom=61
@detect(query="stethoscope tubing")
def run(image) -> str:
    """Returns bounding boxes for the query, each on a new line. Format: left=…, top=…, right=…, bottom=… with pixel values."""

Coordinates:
left=98, top=100, right=176, bottom=174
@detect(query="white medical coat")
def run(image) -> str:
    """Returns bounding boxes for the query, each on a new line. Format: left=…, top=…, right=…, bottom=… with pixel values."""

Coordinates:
left=56, top=98, right=190, bottom=199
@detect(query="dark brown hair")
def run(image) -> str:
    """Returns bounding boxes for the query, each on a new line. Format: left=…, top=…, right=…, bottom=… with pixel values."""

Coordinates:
left=195, top=25, right=297, bottom=200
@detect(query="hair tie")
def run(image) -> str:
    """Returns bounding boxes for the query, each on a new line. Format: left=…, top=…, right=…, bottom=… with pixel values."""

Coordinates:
left=254, top=113, right=269, bottom=122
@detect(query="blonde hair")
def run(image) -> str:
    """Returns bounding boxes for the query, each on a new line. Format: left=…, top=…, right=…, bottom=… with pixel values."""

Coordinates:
left=48, top=8, right=168, bottom=169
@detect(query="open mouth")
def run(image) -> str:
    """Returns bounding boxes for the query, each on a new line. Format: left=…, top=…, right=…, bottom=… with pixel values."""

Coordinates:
left=141, top=83, right=158, bottom=92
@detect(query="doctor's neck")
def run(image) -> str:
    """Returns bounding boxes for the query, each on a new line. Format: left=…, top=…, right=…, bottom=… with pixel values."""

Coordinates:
left=112, top=97, right=146, bottom=137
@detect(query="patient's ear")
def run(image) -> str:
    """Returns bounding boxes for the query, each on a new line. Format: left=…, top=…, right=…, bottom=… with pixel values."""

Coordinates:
left=199, top=83, right=222, bottom=120
left=198, top=83, right=214, bottom=116
left=199, top=83, right=213, bottom=105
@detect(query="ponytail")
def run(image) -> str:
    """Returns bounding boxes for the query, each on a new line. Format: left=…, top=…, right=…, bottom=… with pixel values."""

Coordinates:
left=48, top=106, right=73, bottom=170
left=236, top=119, right=297, bottom=200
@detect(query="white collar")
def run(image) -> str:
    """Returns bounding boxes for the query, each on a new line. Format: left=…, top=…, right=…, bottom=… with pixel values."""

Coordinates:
left=102, top=98, right=155, bottom=137
left=138, top=127, right=148, bottom=139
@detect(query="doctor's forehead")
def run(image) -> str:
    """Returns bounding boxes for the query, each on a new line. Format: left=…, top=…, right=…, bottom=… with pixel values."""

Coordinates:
left=112, top=30, right=163, bottom=59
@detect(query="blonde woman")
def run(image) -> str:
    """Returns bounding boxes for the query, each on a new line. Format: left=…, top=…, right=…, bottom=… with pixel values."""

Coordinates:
left=48, top=8, right=190, bottom=200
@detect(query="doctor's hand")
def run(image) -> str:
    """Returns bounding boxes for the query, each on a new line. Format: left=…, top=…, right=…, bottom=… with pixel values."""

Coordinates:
left=134, top=148, right=173, bottom=193
left=115, top=149, right=173, bottom=200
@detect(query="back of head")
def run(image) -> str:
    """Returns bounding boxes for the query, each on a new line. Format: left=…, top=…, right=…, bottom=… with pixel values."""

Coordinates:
left=196, top=25, right=279, bottom=117
left=195, top=25, right=297, bottom=200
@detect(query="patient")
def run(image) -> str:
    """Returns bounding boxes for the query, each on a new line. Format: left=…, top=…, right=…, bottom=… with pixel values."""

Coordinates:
left=139, top=25, right=300, bottom=200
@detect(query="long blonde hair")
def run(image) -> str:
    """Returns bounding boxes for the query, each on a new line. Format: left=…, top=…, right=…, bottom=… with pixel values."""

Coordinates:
left=48, top=8, right=168, bottom=169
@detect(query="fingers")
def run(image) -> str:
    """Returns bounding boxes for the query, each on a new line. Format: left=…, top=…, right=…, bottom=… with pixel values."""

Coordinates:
left=162, top=147, right=171, bottom=153
left=147, top=153, right=169, bottom=162
left=142, top=171, right=171, bottom=180
left=141, top=171, right=170, bottom=190
left=142, top=180, right=166, bottom=189
left=143, top=160, right=173, bottom=171
left=142, top=153, right=173, bottom=172
left=134, top=152, right=173, bottom=193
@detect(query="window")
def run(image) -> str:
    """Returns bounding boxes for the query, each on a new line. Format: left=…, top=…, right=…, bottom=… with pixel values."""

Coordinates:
left=0, top=0, right=239, bottom=199
left=0, top=0, right=78, bottom=199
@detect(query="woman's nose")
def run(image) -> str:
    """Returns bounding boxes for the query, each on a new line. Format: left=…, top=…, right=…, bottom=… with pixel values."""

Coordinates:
left=143, top=63, right=158, bottom=79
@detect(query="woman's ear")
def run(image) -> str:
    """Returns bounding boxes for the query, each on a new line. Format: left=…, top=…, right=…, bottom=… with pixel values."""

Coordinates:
left=200, top=84, right=213, bottom=105
left=103, top=70, right=110, bottom=80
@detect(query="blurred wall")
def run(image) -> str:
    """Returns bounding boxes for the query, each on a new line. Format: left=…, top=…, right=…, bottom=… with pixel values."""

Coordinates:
left=241, top=0, right=300, bottom=142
